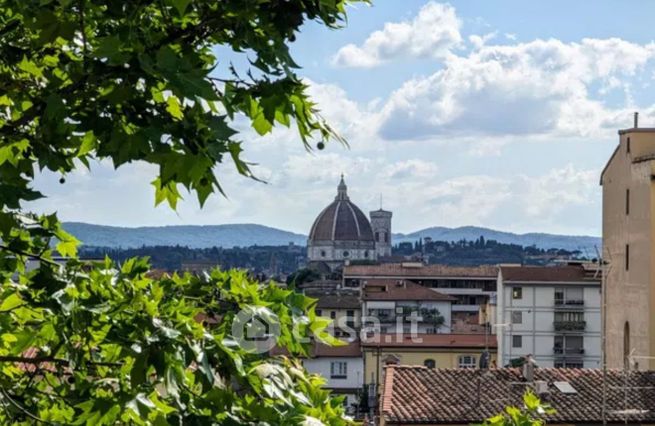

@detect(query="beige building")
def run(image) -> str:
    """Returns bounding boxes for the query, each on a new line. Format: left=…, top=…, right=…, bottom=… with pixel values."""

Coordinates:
left=601, top=114, right=655, bottom=370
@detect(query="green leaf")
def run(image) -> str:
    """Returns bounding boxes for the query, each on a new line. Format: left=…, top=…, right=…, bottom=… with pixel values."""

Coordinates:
left=0, top=293, right=22, bottom=312
left=168, top=0, right=192, bottom=15
left=166, top=96, right=184, bottom=120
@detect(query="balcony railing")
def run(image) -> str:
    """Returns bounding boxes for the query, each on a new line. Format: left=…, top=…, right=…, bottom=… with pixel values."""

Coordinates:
left=553, top=347, right=585, bottom=355
left=553, top=320, right=586, bottom=331
left=554, top=299, right=584, bottom=308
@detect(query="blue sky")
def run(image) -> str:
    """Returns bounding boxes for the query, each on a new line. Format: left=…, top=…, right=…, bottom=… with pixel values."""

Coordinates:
left=30, top=1, right=655, bottom=237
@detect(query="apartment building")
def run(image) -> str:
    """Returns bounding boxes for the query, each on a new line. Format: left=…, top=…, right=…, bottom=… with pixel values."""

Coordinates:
left=343, top=263, right=497, bottom=332
left=601, top=115, right=655, bottom=370
left=361, top=279, right=454, bottom=334
left=495, top=265, right=601, bottom=368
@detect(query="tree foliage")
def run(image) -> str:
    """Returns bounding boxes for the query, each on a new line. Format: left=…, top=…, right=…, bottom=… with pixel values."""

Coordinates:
left=0, top=0, right=361, bottom=423
left=481, top=391, right=555, bottom=426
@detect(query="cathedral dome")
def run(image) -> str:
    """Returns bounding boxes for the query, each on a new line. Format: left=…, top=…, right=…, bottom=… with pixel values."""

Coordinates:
left=308, top=176, right=375, bottom=243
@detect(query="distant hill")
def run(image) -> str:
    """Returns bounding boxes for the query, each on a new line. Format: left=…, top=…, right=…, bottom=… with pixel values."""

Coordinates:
left=393, top=226, right=601, bottom=255
left=63, top=222, right=307, bottom=249
left=64, top=222, right=601, bottom=253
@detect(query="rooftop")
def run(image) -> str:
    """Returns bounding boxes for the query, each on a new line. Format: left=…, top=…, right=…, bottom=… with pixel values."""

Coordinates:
left=344, top=263, right=498, bottom=278
left=362, top=333, right=495, bottom=349
left=314, top=293, right=361, bottom=309
left=271, top=340, right=361, bottom=358
left=501, top=265, right=600, bottom=283
left=362, top=280, right=456, bottom=302
left=382, top=366, right=655, bottom=425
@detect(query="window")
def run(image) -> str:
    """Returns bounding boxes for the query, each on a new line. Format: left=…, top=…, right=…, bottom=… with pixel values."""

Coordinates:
left=555, top=287, right=583, bottom=305
left=554, top=335, right=583, bottom=354
left=375, top=231, right=380, bottom=242
left=426, top=327, right=438, bottom=334
left=330, top=361, right=347, bottom=379
left=626, top=188, right=630, bottom=215
left=364, top=250, right=369, bottom=258
left=424, top=359, right=436, bottom=369
left=330, top=311, right=336, bottom=319
left=627, top=137, right=631, bottom=153
left=512, top=335, right=522, bottom=348
left=511, top=311, right=522, bottom=324
left=320, top=250, right=326, bottom=257
left=626, top=244, right=630, bottom=271
left=347, top=310, right=354, bottom=318
left=342, top=250, right=349, bottom=257
left=555, top=311, right=584, bottom=322
left=512, top=287, right=522, bottom=300
left=458, top=355, right=477, bottom=369
left=624, top=321, right=631, bottom=370
left=316, top=309, right=322, bottom=317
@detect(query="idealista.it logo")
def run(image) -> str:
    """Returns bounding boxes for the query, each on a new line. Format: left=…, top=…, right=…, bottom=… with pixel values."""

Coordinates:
left=231, top=306, right=281, bottom=353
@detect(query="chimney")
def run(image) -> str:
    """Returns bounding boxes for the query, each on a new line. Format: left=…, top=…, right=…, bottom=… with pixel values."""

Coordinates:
left=522, top=355, right=535, bottom=382
left=634, top=111, right=639, bottom=128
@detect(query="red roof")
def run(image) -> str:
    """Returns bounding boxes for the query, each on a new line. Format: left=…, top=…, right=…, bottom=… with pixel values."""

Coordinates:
left=501, top=265, right=599, bottom=283
left=344, top=263, right=497, bottom=278
left=271, top=340, right=361, bottom=358
left=362, top=333, right=496, bottom=349
left=363, top=280, right=456, bottom=302
left=381, top=365, right=655, bottom=424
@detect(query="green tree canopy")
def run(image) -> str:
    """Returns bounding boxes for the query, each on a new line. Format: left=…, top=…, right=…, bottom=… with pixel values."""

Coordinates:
left=0, top=0, right=360, bottom=423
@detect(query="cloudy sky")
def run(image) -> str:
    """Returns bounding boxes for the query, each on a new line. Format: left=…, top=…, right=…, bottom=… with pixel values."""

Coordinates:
left=30, top=0, right=655, bottom=237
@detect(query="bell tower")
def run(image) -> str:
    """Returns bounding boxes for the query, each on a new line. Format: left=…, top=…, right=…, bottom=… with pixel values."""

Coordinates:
left=370, top=208, right=392, bottom=258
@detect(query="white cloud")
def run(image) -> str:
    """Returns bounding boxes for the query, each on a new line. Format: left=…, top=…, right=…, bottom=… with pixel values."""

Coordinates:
left=384, top=159, right=439, bottom=180
left=378, top=37, right=655, bottom=140
left=331, top=2, right=462, bottom=68
left=517, top=164, right=598, bottom=218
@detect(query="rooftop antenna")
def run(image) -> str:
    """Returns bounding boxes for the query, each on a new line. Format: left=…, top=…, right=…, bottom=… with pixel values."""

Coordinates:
left=379, top=194, right=383, bottom=210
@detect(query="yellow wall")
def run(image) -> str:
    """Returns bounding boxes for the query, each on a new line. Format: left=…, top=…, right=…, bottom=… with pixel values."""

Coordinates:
left=363, top=347, right=496, bottom=386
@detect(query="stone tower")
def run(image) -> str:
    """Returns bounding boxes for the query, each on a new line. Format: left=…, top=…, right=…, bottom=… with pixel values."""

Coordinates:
left=370, top=209, right=392, bottom=258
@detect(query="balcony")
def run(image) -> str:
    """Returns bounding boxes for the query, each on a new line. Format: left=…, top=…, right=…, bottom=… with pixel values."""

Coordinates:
left=553, top=346, right=585, bottom=355
left=554, top=299, right=584, bottom=309
left=553, top=320, right=586, bottom=331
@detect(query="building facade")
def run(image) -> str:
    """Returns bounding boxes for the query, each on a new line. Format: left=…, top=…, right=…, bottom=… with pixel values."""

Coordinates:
left=301, top=341, right=363, bottom=415
left=343, top=263, right=497, bottom=333
left=495, top=265, right=601, bottom=368
left=361, top=279, right=454, bottom=334
left=307, top=176, right=393, bottom=271
left=601, top=117, right=655, bottom=370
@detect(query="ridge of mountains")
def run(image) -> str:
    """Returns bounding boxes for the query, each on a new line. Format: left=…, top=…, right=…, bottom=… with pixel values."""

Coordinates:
left=63, top=222, right=601, bottom=254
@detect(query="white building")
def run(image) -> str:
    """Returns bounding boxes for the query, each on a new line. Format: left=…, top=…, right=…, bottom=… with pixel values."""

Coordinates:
left=301, top=341, right=363, bottom=415
left=495, top=265, right=601, bottom=368
left=361, top=279, right=454, bottom=334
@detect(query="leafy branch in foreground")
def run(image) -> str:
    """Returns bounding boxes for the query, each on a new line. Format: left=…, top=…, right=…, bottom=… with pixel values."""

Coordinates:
left=481, top=391, right=556, bottom=426
left=0, top=0, right=365, bottom=423
left=0, top=218, right=347, bottom=424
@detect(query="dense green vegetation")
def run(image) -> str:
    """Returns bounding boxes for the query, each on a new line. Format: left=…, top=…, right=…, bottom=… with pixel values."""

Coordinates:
left=77, top=237, right=586, bottom=278
left=0, top=0, right=361, bottom=423
left=80, top=244, right=305, bottom=276
left=394, top=236, right=585, bottom=266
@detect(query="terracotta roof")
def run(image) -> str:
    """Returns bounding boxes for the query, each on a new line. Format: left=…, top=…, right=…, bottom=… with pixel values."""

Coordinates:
left=501, top=265, right=599, bottom=283
left=363, top=280, right=456, bottom=302
left=382, top=366, right=655, bottom=424
left=344, top=263, right=498, bottom=278
left=271, top=340, right=361, bottom=358
left=315, top=294, right=361, bottom=309
left=362, top=333, right=495, bottom=349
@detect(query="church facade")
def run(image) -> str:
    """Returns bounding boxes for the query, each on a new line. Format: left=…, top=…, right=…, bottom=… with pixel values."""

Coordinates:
left=307, top=176, right=392, bottom=271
